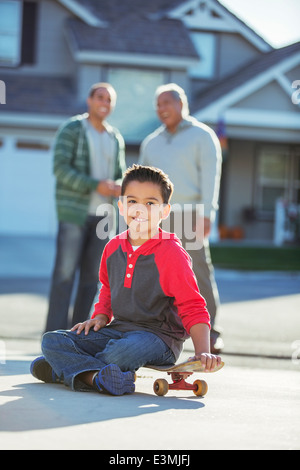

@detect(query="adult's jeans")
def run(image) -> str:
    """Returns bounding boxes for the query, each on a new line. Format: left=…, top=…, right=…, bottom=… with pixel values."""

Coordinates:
left=45, top=216, right=108, bottom=332
left=163, top=211, right=221, bottom=344
left=42, top=328, right=176, bottom=391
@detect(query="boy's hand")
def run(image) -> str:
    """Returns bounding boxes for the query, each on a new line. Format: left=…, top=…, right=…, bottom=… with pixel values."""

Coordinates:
left=188, top=353, right=222, bottom=372
left=71, top=314, right=108, bottom=336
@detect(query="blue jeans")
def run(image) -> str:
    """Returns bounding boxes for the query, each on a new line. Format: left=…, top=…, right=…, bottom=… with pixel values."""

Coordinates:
left=45, top=217, right=108, bottom=332
left=42, top=328, right=175, bottom=391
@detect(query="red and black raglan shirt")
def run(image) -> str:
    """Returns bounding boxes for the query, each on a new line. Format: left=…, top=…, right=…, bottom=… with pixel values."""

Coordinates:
left=91, top=228, right=210, bottom=360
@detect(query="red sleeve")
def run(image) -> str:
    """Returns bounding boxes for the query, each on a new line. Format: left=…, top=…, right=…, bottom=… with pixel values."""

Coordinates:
left=155, top=241, right=211, bottom=333
left=91, top=244, right=113, bottom=322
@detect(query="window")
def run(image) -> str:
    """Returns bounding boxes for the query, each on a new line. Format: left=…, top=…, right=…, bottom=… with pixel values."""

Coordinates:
left=256, top=146, right=300, bottom=217
left=189, top=32, right=216, bottom=79
left=107, top=68, right=165, bottom=142
left=0, top=0, right=22, bottom=66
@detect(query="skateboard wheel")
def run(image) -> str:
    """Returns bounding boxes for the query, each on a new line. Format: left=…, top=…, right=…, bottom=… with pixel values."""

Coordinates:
left=153, top=378, right=169, bottom=396
left=193, top=379, right=208, bottom=396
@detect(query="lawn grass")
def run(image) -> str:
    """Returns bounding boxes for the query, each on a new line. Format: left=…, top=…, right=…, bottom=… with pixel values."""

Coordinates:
left=210, top=245, right=300, bottom=271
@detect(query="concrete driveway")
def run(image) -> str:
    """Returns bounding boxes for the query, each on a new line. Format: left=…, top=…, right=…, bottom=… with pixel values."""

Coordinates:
left=0, top=236, right=299, bottom=450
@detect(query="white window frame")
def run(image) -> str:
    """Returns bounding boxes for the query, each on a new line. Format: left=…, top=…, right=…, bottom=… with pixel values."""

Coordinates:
left=0, top=0, right=22, bottom=66
left=188, top=31, right=216, bottom=79
left=256, top=145, right=300, bottom=219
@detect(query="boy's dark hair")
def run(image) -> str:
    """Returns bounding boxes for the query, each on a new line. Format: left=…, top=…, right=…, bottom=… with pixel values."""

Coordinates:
left=121, top=165, right=173, bottom=204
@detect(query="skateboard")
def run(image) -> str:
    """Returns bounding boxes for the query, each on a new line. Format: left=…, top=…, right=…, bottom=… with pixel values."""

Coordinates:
left=146, top=359, right=224, bottom=396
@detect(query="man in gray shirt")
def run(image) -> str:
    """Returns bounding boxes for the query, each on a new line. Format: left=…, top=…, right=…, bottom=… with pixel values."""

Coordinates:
left=139, top=83, right=223, bottom=353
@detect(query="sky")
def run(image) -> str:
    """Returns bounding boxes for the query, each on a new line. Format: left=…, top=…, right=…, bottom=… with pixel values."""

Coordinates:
left=219, top=0, right=300, bottom=48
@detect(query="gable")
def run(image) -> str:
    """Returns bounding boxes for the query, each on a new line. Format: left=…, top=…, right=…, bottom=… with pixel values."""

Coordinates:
left=232, top=81, right=297, bottom=113
left=167, top=0, right=271, bottom=52
left=286, top=64, right=300, bottom=83
left=194, top=44, right=300, bottom=123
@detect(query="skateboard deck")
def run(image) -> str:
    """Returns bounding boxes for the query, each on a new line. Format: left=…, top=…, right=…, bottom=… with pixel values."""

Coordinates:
left=146, top=359, right=224, bottom=396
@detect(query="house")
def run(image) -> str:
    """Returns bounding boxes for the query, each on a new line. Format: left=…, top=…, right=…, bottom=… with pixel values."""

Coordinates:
left=0, top=0, right=299, bottom=243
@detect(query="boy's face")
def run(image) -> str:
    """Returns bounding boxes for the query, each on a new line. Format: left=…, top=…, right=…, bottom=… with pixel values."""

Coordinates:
left=118, top=181, right=171, bottom=244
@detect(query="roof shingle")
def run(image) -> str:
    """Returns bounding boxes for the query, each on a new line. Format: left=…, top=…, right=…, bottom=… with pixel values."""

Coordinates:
left=65, top=14, right=198, bottom=58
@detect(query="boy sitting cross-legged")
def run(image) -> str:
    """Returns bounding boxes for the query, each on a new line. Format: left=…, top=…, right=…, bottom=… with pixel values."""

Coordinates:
left=31, top=164, right=221, bottom=395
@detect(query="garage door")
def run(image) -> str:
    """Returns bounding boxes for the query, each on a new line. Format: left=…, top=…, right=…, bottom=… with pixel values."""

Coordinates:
left=0, top=136, right=57, bottom=235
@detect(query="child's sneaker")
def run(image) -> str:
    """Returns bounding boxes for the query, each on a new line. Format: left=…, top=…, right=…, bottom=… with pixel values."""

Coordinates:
left=30, top=356, right=60, bottom=383
left=93, top=364, right=135, bottom=396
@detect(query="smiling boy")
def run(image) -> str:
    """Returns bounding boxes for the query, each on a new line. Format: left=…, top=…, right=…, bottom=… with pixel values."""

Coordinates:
left=31, top=165, right=221, bottom=396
